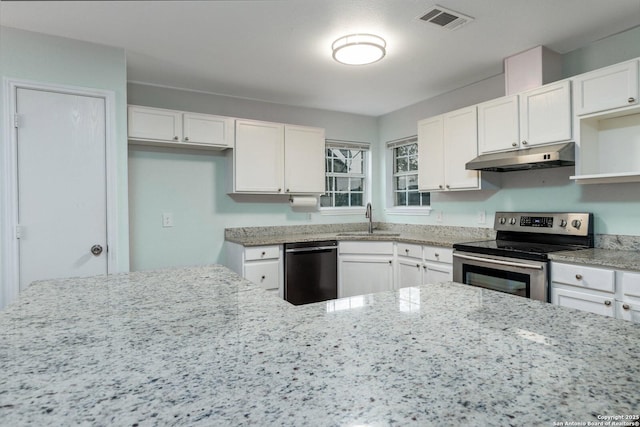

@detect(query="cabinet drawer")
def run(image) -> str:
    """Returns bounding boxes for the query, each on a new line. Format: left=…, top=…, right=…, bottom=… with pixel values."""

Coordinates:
left=245, top=245, right=280, bottom=261
left=244, top=261, right=279, bottom=290
left=339, top=241, right=394, bottom=255
left=424, top=247, right=453, bottom=264
left=552, top=288, right=615, bottom=318
left=551, top=263, right=615, bottom=293
left=617, top=300, right=640, bottom=323
left=619, top=271, right=640, bottom=299
left=397, top=243, right=422, bottom=259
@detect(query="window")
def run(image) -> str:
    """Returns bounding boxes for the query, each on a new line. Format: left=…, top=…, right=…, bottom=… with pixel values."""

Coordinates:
left=320, top=141, right=370, bottom=209
left=388, top=137, right=430, bottom=207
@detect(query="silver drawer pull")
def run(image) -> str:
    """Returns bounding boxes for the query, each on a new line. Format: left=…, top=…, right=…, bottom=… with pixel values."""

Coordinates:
left=604, top=300, right=612, bottom=306
left=628, top=97, right=636, bottom=103
left=261, top=275, right=266, bottom=281
left=416, top=264, right=420, bottom=268
left=623, top=304, right=630, bottom=310
left=575, top=274, right=583, bottom=280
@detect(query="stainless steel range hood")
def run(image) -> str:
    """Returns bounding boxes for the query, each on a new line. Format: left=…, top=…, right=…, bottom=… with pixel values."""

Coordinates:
left=465, top=142, right=575, bottom=172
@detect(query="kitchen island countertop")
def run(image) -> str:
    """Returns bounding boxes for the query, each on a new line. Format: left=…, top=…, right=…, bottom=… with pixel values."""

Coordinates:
left=1, top=265, right=639, bottom=426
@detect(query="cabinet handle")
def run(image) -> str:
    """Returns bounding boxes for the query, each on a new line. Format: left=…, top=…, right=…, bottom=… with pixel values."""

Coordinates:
left=184, top=137, right=190, bottom=142
left=629, top=97, right=636, bottom=103
left=423, top=265, right=427, bottom=270
left=445, top=185, right=450, bottom=189
left=286, top=188, right=290, bottom=193
left=261, top=275, right=266, bottom=281
left=405, top=249, right=409, bottom=254
left=388, top=260, right=392, bottom=265
left=623, top=304, right=630, bottom=310
left=522, top=140, right=528, bottom=145
left=575, top=274, right=583, bottom=280
left=604, top=300, right=612, bottom=306
left=435, top=253, right=439, bottom=258
left=416, top=264, right=420, bottom=268
left=173, top=136, right=179, bottom=141
left=277, top=188, right=282, bottom=193
left=512, top=142, right=517, bottom=147
left=261, top=251, right=266, bottom=257
left=438, top=185, right=443, bottom=189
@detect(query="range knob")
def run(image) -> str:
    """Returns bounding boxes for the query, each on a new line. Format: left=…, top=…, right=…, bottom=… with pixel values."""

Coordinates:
left=498, top=217, right=506, bottom=225
left=509, top=217, right=517, bottom=225
left=559, top=219, right=567, bottom=228
left=571, top=219, right=582, bottom=230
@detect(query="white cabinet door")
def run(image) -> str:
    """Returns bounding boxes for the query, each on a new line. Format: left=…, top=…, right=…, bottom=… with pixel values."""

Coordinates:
left=417, top=115, right=444, bottom=191
left=245, top=260, right=280, bottom=290
left=551, top=287, right=615, bottom=317
left=573, top=60, right=639, bottom=115
left=234, top=119, right=284, bottom=193
left=443, top=106, right=479, bottom=190
left=284, top=125, right=325, bottom=194
left=339, top=257, right=393, bottom=298
left=183, top=113, right=234, bottom=147
left=397, top=258, right=423, bottom=289
left=478, top=95, right=519, bottom=154
left=424, top=262, right=452, bottom=284
left=519, top=81, right=572, bottom=146
left=128, top=105, right=182, bottom=142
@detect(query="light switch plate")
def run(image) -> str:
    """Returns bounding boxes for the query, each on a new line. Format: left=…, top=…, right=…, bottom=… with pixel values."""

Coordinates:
left=162, top=212, right=174, bottom=228
left=436, top=210, right=443, bottom=223
left=477, top=210, right=486, bottom=224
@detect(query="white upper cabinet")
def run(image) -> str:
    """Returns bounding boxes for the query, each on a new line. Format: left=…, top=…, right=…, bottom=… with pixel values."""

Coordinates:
left=519, top=80, right=572, bottom=146
left=128, top=105, right=234, bottom=149
left=234, top=119, right=285, bottom=193
left=478, top=95, right=520, bottom=154
left=418, top=106, right=479, bottom=192
left=284, top=125, right=325, bottom=194
left=573, top=60, right=639, bottom=116
left=232, top=119, right=325, bottom=195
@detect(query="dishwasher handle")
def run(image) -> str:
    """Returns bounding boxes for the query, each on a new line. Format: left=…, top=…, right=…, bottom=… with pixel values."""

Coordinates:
left=285, top=246, right=337, bottom=253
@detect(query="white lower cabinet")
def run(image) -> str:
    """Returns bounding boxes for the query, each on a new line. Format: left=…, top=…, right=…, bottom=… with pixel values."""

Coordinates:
left=551, top=261, right=640, bottom=323
left=396, top=243, right=452, bottom=288
left=226, top=242, right=283, bottom=295
left=338, top=241, right=394, bottom=298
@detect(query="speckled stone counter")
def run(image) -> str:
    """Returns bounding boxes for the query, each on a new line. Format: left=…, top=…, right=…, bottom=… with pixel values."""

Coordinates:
left=550, top=248, right=640, bottom=271
left=1, top=265, right=639, bottom=426
left=225, top=222, right=495, bottom=247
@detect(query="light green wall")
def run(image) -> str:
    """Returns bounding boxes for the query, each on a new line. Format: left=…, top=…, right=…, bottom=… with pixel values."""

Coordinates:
left=378, top=26, right=640, bottom=236
left=127, top=83, right=378, bottom=270
left=0, top=27, right=129, bottom=303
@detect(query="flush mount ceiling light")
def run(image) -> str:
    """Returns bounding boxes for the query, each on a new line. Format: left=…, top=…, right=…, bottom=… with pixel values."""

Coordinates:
left=332, top=34, right=386, bottom=66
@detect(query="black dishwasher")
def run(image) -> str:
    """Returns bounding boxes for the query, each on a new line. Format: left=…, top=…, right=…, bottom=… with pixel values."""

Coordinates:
left=284, top=240, right=338, bottom=305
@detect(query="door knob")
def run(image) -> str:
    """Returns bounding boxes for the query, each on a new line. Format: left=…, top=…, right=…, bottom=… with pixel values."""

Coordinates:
left=91, top=244, right=103, bottom=256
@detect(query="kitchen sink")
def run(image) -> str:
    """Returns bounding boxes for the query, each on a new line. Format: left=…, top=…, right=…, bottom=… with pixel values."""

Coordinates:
left=337, top=231, right=401, bottom=237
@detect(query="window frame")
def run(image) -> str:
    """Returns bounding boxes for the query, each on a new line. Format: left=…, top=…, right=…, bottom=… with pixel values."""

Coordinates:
left=320, top=140, right=371, bottom=215
left=386, top=136, right=432, bottom=215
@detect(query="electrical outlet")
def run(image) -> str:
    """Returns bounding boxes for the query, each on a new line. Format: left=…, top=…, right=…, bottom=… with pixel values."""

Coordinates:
left=436, top=210, right=443, bottom=223
left=162, top=212, right=174, bottom=228
left=477, top=210, right=486, bottom=224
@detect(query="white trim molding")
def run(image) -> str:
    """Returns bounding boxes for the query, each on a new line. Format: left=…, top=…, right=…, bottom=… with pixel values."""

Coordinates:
left=1, top=78, right=120, bottom=309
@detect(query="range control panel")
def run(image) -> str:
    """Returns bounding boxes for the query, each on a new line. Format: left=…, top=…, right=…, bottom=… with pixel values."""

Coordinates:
left=494, top=212, right=592, bottom=236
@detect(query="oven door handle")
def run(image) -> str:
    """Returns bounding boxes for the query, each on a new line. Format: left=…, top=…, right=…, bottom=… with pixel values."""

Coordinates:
left=453, top=253, right=544, bottom=270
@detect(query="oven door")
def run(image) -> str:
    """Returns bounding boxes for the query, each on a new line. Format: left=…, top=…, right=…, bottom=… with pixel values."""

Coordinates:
left=452, top=251, right=548, bottom=302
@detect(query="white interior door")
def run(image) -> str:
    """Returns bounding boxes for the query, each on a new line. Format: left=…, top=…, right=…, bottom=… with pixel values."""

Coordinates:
left=16, top=88, right=108, bottom=289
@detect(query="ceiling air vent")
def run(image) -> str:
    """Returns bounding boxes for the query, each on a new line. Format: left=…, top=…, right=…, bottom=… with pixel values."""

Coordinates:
left=419, top=5, right=474, bottom=30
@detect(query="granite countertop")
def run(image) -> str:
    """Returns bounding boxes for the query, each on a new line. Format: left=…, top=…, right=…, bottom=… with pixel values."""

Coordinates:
left=1, top=265, right=639, bottom=426
left=550, top=248, right=640, bottom=271
left=225, top=223, right=495, bottom=248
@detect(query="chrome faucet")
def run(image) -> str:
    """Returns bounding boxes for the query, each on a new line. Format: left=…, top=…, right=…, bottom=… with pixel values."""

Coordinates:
left=365, top=202, right=373, bottom=234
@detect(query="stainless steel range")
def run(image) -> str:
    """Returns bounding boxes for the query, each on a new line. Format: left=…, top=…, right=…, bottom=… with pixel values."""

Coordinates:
left=453, top=212, right=594, bottom=302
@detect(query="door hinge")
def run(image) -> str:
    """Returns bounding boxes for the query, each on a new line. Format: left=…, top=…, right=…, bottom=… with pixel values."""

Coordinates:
left=13, top=114, right=21, bottom=128
left=15, top=225, right=23, bottom=239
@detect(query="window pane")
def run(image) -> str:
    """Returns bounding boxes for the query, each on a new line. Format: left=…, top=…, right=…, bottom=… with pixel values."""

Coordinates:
left=350, top=193, right=363, bottom=206
left=395, top=157, right=408, bottom=173
left=409, top=157, right=418, bottom=171
left=421, top=193, right=431, bottom=206
left=395, top=176, right=406, bottom=190
left=350, top=178, right=363, bottom=191
left=408, top=191, right=421, bottom=206
left=395, top=192, right=406, bottom=206
left=408, top=144, right=417, bottom=156
left=336, top=177, right=349, bottom=191
left=407, top=175, right=418, bottom=190
left=396, top=146, right=408, bottom=156
left=335, top=193, right=349, bottom=207
left=333, top=158, right=347, bottom=173
left=320, top=194, right=332, bottom=207
left=349, top=152, right=363, bottom=174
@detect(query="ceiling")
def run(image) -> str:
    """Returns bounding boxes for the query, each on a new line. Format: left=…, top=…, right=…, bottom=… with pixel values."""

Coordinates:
left=2, top=0, right=640, bottom=116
